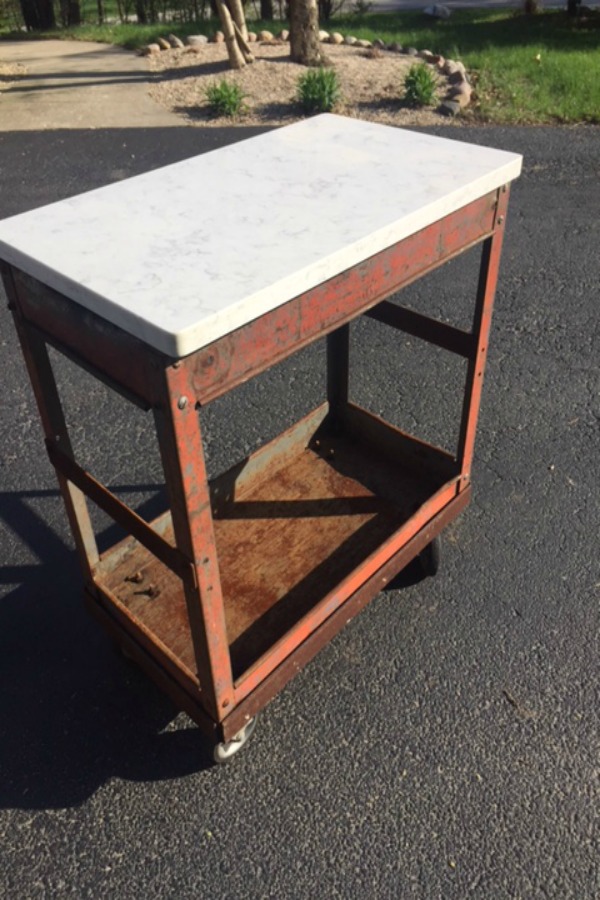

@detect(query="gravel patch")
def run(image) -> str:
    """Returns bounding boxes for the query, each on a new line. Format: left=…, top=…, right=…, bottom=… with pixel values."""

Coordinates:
left=147, top=42, right=458, bottom=128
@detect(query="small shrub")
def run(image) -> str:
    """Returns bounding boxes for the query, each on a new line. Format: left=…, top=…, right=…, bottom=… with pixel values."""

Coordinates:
left=297, top=67, right=341, bottom=115
left=205, top=79, right=247, bottom=118
left=403, top=63, right=437, bottom=107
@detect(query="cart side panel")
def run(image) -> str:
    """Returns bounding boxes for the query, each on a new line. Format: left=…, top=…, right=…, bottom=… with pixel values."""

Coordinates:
left=187, top=191, right=500, bottom=405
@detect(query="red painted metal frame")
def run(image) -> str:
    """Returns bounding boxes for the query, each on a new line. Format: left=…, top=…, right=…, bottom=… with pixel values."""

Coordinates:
left=187, top=190, right=500, bottom=405
left=456, top=188, right=509, bottom=487
left=2, top=183, right=511, bottom=745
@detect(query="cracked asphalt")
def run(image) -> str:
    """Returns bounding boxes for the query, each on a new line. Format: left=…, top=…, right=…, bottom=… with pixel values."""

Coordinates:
left=0, top=123, right=598, bottom=899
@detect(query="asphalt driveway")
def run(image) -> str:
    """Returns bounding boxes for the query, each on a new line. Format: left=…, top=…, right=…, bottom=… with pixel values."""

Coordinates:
left=0, top=117, right=598, bottom=898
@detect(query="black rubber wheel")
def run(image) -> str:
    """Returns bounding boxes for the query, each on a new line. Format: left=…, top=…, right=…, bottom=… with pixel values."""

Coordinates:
left=418, top=536, right=441, bottom=577
left=212, top=716, right=258, bottom=764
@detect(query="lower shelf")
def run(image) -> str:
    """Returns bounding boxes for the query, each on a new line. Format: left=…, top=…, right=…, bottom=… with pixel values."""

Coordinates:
left=94, top=403, right=459, bottom=683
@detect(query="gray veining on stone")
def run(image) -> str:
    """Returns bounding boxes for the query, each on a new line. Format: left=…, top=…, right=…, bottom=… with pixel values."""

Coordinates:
left=0, top=115, right=522, bottom=356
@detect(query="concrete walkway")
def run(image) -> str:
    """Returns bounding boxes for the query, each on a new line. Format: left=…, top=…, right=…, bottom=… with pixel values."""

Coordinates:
left=0, top=40, right=181, bottom=130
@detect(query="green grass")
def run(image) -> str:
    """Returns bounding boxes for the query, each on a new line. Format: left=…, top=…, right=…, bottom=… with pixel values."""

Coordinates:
left=2, top=8, right=600, bottom=123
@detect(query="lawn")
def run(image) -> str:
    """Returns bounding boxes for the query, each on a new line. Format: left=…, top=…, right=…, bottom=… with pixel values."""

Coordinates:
left=1, top=7, right=600, bottom=123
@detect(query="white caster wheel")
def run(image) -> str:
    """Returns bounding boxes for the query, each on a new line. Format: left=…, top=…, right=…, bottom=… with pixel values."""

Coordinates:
left=213, top=716, right=258, bottom=764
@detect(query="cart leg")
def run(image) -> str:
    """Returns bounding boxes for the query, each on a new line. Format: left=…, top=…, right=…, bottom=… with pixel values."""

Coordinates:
left=456, top=215, right=507, bottom=488
left=327, top=323, right=350, bottom=428
left=153, top=366, right=234, bottom=724
left=4, top=270, right=99, bottom=585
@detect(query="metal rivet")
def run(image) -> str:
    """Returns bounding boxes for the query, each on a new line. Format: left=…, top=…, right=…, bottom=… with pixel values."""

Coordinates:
left=177, top=396, right=188, bottom=410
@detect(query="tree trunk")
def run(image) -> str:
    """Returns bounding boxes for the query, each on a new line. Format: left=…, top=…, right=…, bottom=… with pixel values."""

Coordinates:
left=217, top=0, right=247, bottom=69
left=135, top=0, right=148, bottom=22
left=60, top=0, right=81, bottom=25
left=232, top=20, right=255, bottom=64
left=260, top=0, right=274, bottom=17
left=20, top=0, right=56, bottom=29
left=228, top=0, right=248, bottom=41
left=289, top=0, right=324, bottom=67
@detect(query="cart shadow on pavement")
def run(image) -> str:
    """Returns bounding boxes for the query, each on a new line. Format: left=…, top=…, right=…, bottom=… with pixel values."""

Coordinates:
left=0, top=485, right=217, bottom=812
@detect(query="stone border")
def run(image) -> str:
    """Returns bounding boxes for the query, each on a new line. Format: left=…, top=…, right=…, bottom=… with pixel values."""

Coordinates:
left=142, top=28, right=472, bottom=118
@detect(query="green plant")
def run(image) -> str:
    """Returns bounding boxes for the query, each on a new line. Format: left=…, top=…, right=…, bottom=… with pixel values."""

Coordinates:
left=205, top=79, right=247, bottom=118
left=403, top=63, right=437, bottom=107
left=297, top=67, right=341, bottom=115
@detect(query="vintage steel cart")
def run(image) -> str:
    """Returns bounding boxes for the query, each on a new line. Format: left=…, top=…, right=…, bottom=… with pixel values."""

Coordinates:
left=0, top=116, right=521, bottom=761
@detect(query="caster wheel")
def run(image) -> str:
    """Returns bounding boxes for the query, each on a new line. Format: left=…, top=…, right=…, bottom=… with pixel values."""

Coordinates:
left=213, top=716, right=258, bottom=764
left=418, top=536, right=440, bottom=577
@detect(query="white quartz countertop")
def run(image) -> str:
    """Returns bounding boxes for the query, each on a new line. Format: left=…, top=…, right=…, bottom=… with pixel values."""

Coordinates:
left=0, top=115, right=521, bottom=357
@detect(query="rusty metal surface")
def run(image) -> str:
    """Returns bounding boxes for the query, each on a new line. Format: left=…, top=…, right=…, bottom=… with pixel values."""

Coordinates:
left=83, top=589, right=219, bottom=740
left=457, top=188, right=510, bottom=487
left=7, top=266, right=165, bottom=409
left=97, top=412, right=454, bottom=688
left=220, top=485, right=471, bottom=742
left=365, top=301, right=475, bottom=359
left=3, top=266, right=99, bottom=587
left=187, top=191, right=499, bottom=405
left=153, top=364, right=234, bottom=721
left=46, top=440, right=190, bottom=581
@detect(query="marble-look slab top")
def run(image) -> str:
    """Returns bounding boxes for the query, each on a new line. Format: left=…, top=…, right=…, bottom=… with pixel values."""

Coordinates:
left=0, top=115, right=521, bottom=357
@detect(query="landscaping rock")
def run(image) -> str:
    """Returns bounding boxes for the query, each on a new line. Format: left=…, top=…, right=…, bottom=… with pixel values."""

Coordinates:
left=387, top=42, right=403, bottom=52
left=406, top=47, right=418, bottom=57
left=278, top=30, right=289, bottom=41
left=186, top=34, right=208, bottom=46
left=212, top=31, right=225, bottom=43
left=329, top=32, right=344, bottom=44
left=439, top=99, right=461, bottom=116
left=344, top=35, right=357, bottom=45
left=444, top=59, right=466, bottom=77
left=356, top=39, right=373, bottom=49
left=418, top=49, right=434, bottom=60
left=448, top=83, right=472, bottom=106
left=142, top=43, right=161, bottom=55
left=319, top=30, right=330, bottom=41
left=258, top=30, right=274, bottom=41
left=157, top=37, right=171, bottom=50
left=373, top=39, right=386, bottom=50
left=247, top=32, right=258, bottom=42
left=448, top=69, right=469, bottom=85
left=168, top=34, right=184, bottom=48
